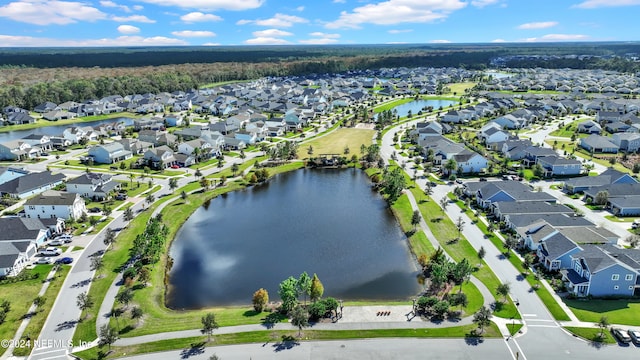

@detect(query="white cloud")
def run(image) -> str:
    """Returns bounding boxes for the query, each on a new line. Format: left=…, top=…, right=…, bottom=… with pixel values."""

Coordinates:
left=430, top=39, right=451, bottom=43
left=573, top=0, right=640, bottom=8
left=117, top=25, right=140, bottom=34
left=299, top=38, right=339, bottom=44
left=0, top=0, right=107, bottom=25
left=296, top=6, right=304, bottom=11
left=0, top=34, right=188, bottom=47
left=325, top=0, right=467, bottom=29
left=112, top=15, right=156, bottom=23
left=245, top=37, right=291, bottom=45
left=171, top=30, right=216, bottom=37
left=136, top=0, right=264, bottom=11
left=333, top=0, right=346, bottom=3
left=133, top=5, right=144, bottom=10
left=523, top=34, right=590, bottom=42
left=491, top=38, right=506, bottom=42
left=388, top=29, right=413, bottom=34
left=471, top=0, right=500, bottom=7
left=309, top=32, right=340, bottom=38
left=100, top=0, right=130, bottom=12
left=252, top=29, right=293, bottom=37
left=202, top=42, right=220, bottom=46
left=181, top=12, right=222, bottom=23
left=237, top=13, right=308, bottom=27
left=517, top=21, right=558, bottom=30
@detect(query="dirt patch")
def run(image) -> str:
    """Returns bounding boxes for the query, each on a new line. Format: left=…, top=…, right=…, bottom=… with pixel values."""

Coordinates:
left=354, top=123, right=376, bottom=130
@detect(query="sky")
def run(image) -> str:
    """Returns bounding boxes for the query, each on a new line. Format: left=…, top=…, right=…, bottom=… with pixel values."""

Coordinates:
left=0, top=0, right=640, bottom=47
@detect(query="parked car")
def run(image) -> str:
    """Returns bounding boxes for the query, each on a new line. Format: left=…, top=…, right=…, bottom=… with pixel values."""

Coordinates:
left=479, top=177, right=488, bottom=182
left=35, top=257, right=52, bottom=264
left=88, top=207, right=102, bottom=213
left=455, top=179, right=463, bottom=184
left=115, top=193, right=128, bottom=201
left=611, top=328, right=632, bottom=344
left=628, top=329, right=640, bottom=345
left=39, top=247, right=61, bottom=256
left=55, top=257, right=74, bottom=265
left=429, top=181, right=438, bottom=187
left=170, top=164, right=180, bottom=169
left=55, top=234, right=73, bottom=243
left=49, top=239, right=65, bottom=246
left=632, top=220, right=640, bottom=229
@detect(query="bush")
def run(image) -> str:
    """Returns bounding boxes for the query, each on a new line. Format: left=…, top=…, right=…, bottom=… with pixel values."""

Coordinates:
left=308, top=301, right=327, bottom=320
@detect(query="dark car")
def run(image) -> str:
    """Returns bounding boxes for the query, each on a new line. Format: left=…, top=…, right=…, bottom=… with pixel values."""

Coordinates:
left=479, top=177, right=488, bottom=182
left=429, top=181, right=438, bottom=187
left=55, top=257, right=74, bottom=265
left=628, top=329, right=640, bottom=345
left=611, top=328, right=632, bottom=344
left=88, top=207, right=102, bottom=213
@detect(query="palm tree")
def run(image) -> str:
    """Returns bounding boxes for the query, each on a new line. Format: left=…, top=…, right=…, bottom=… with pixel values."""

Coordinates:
left=496, top=283, right=511, bottom=303
left=168, top=178, right=178, bottom=192
left=231, top=163, right=239, bottom=177
left=444, top=158, right=457, bottom=176
left=596, top=316, right=610, bottom=339
left=473, top=306, right=492, bottom=334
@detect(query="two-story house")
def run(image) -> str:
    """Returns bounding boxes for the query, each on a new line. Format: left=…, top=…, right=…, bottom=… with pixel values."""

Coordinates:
left=66, top=173, right=119, bottom=201
left=24, top=190, right=86, bottom=220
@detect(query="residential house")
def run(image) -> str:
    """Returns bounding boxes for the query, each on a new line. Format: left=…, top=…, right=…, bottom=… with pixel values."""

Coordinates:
left=43, top=110, right=77, bottom=121
left=118, top=138, right=154, bottom=155
left=0, top=218, right=52, bottom=276
left=0, top=140, right=37, bottom=161
left=583, top=183, right=640, bottom=213
left=492, top=201, right=574, bottom=222
left=480, top=126, right=511, bottom=145
left=562, top=245, right=639, bottom=297
left=20, top=134, right=53, bottom=153
left=144, top=145, right=177, bottom=169
left=88, top=143, right=133, bottom=164
left=0, top=166, right=29, bottom=185
left=537, top=232, right=582, bottom=271
left=66, top=173, right=119, bottom=201
left=492, top=114, right=527, bottom=129
left=24, top=190, right=86, bottom=220
left=579, top=135, right=619, bottom=153
left=502, top=139, right=533, bottom=160
left=452, top=150, right=488, bottom=174
left=63, top=126, right=98, bottom=144
left=577, top=120, right=602, bottom=134
left=563, top=168, right=638, bottom=194
left=0, top=241, right=37, bottom=277
left=223, top=137, right=246, bottom=151
left=178, top=139, right=218, bottom=160
left=611, top=133, right=640, bottom=153
left=0, top=171, right=65, bottom=199
left=536, top=156, right=582, bottom=177
left=473, top=181, right=556, bottom=209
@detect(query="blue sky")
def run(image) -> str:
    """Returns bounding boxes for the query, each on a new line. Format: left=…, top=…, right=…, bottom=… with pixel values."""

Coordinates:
left=0, top=0, right=639, bottom=47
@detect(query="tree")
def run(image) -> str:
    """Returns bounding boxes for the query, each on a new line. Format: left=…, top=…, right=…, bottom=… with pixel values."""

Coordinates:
left=131, top=306, right=143, bottom=326
left=307, top=145, right=314, bottom=155
left=199, top=177, right=210, bottom=190
left=627, top=235, right=640, bottom=249
left=168, top=178, right=178, bottom=192
left=128, top=173, right=135, bottom=187
left=496, top=283, right=510, bottom=303
left=594, top=190, right=609, bottom=206
left=123, top=207, right=133, bottom=222
left=116, top=288, right=133, bottom=309
left=98, top=324, right=118, bottom=350
left=297, top=272, right=312, bottom=306
left=0, top=310, right=5, bottom=325
left=195, top=169, right=203, bottom=178
left=76, top=292, right=94, bottom=319
left=278, top=276, right=299, bottom=313
left=103, top=228, right=116, bottom=248
left=138, top=267, right=150, bottom=286
left=33, top=296, right=46, bottom=308
left=310, top=273, right=324, bottom=302
left=522, top=253, right=535, bottom=270
left=252, top=288, right=269, bottom=313
left=451, top=292, right=468, bottom=311
left=411, top=210, right=421, bottom=230
left=596, top=316, right=610, bottom=339
left=380, top=167, right=406, bottom=204
left=231, top=163, right=239, bottom=177
left=0, top=299, right=10, bottom=314
left=145, top=193, right=155, bottom=207
left=455, top=216, right=465, bottom=239
left=504, top=235, right=517, bottom=256
left=473, top=306, right=492, bottom=334
left=451, top=258, right=473, bottom=291
left=201, top=313, right=219, bottom=342
left=323, top=297, right=339, bottom=317
left=440, top=196, right=449, bottom=212
left=289, top=305, right=309, bottom=337
left=444, top=158, right=457, bottom=176
left=181, top=190, right=188, bottom=201
left=90, top=256, right=103, bottom=272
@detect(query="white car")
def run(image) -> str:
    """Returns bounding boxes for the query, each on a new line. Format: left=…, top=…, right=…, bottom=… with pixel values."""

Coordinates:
left=55, top=234, right=73, bottom=242
left=39, top=247, right=61, bottom=256
left=35, top=257, right=52, bottom=264
left=49, top=239, right=65, bottom=246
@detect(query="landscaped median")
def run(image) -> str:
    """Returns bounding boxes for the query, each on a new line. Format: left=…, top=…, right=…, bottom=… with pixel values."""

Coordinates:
left=563, top=326, right=616, bottom=344
left=72, top=324, right=501, bottom=360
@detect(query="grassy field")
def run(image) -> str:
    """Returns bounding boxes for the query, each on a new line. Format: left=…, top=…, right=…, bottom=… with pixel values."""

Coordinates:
left=301, top=128, right=374, bottom=159
left=0, top=265, right=69, bottom=357
left=564, top=298, right=640, bottom=325
left=564, top=326, right=617, bottom=344
left=445, top=82, right=476, bottom=95
left=73, top=323, right=501, bottom=360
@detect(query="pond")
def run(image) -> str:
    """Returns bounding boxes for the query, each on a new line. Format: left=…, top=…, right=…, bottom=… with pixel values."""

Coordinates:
left=0, top=117, right=134, bottom=142
left=167, top=168, right=421, bottom=309
left=379, top=99, right=459, bottom=119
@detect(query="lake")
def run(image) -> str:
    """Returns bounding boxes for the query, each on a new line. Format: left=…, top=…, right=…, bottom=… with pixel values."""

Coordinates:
left=378, top=99, right=459, bottom=119
left=0, top=117, right=134, bottom=142
left=167, top=168, right=421, bottom=309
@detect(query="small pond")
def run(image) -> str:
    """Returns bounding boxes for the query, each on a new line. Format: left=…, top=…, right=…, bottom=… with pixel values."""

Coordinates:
left=0, top=117, right=134, bottom=142
left=379, top=99, right=459, bottom=119
left=167, top=168, right=421, bottom=309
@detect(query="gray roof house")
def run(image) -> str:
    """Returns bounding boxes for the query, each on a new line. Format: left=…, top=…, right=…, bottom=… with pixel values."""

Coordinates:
left=88, top=143, right=133, bottom=164
left=0, top=171, right=65, bottom=199
left=475, top=181, right=556, bottom=209
left=66, top=172, right=119, bottom=201
left=563, top=168, right=637, bottom=194
left=579, top=135, right=619, bottom=153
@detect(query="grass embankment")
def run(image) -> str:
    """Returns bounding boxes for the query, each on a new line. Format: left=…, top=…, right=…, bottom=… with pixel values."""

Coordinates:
left=0, top=265, right=70, bottom=357
left=73, top=323, right=500, bottom=360
left=447, top=195, right=571, bottom=321
left=300, top=128, right=374, bottom=159
left=564, top=298, right=640, bottom=326
left=564, top=327, right=617, bottom=344
left=405, top=185, right=518, bottom=319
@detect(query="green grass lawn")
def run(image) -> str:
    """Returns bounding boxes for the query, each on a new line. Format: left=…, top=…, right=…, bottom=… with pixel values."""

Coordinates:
left=564, top=326, right=617, bottom=344
left=0, top=266, right=67, bottom=357
left=73, top=323, right=501, bottom=360
left=301, top=128, right=374, bottom=158
left=445, top=82, right=477, bottom=96
left=12, top=266, right=71, bottom=357
left=373, top=98, right=415, bottom=113
left=564, top=298, right=640, bottom=325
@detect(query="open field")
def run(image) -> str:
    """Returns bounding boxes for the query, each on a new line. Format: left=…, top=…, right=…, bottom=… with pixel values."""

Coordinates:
left=564, top=298, right=640, bottom=326
left=446, top=82, right=477, bottom=95
left=301, top=128, right=374, bottom=158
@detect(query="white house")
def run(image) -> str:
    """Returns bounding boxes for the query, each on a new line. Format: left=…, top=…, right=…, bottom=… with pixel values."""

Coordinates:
left=66, top=173, right=119, bottom=200
left=24, top=190, right=86, bottom=220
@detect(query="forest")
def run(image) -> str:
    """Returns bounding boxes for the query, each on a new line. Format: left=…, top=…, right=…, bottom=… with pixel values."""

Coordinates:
left=1, top=42, right=640, bottom=110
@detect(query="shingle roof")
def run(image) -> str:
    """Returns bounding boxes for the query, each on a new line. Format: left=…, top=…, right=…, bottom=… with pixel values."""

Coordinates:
left=0, top=218, right=47, bottom=241
left=540, top=232, right=579, bottom=259
left=0, top=171, right=65, bottom=195
left=25, top=190, right=79, bottom=206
